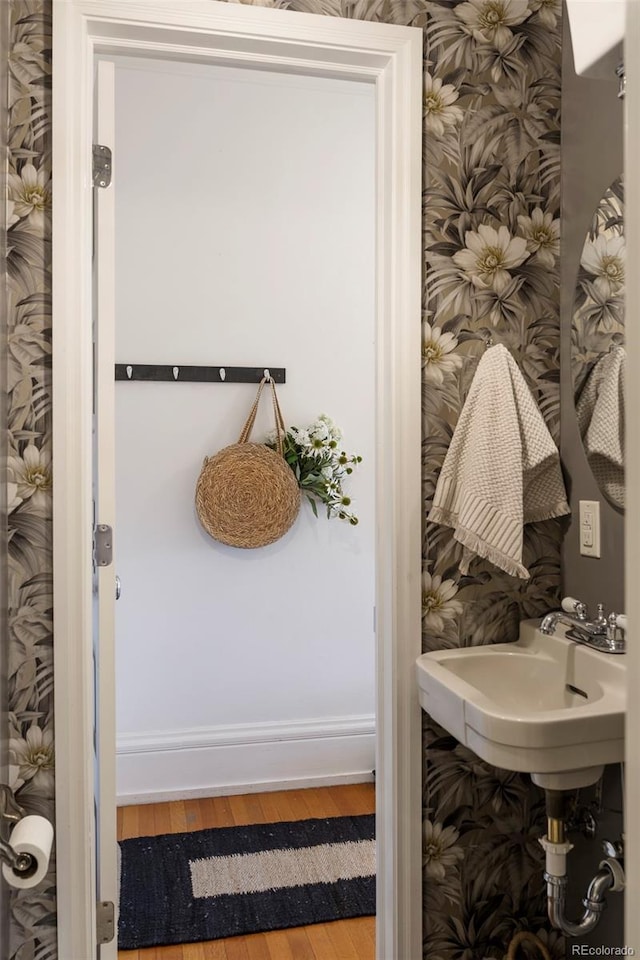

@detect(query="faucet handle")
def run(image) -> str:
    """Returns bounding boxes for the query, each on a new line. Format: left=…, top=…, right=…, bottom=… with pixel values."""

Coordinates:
left=606, top=612, right=627, bottom=651
left=595, top=603, right=607, bottom=625
left=561, top=596, right=588, bottom=620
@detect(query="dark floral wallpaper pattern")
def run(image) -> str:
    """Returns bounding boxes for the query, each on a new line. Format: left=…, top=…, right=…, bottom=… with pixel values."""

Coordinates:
left=6, top=2, right=56, bottom=959
left=4, top=1, right=564, bottom=957
left=419, top=3, right=564, bottom=957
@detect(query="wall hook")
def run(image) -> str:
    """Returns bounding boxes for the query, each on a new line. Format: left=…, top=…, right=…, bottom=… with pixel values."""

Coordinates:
left=126, top=365, right=133, bottom=380
left=173, top=366, right=179, bottom=380
left=263, top=368, right=271, bottom=381
left=219, top=368, right=226, bottom=381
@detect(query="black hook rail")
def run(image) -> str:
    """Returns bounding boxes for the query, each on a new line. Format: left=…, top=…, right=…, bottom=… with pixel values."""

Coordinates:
left=115, top=365, right=286, bottom=384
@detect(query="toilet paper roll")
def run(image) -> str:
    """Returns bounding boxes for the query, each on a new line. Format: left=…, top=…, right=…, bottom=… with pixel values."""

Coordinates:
left=2, top=815, right=54, bottom=889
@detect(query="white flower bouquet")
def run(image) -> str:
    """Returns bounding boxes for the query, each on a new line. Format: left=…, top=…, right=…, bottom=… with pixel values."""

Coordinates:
left=265, top=414, right=362, bottom=525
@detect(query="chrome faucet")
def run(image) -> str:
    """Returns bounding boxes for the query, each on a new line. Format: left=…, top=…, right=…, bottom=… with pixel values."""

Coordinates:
left=540, top=597, right=626, bottom=654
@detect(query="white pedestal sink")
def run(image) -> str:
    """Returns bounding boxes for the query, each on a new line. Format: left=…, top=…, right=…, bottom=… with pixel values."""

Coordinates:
left=416, top=618, right=626, bottom=790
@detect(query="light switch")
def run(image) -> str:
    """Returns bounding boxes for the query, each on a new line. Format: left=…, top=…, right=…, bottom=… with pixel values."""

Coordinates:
left=579, top=500, right=601, bottom=557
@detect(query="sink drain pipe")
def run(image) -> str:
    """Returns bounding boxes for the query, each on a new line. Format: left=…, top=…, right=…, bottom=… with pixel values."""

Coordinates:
left=539, top=791, right=625, bottom=937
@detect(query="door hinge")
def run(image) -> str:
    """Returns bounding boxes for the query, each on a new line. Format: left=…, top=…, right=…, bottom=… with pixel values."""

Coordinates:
left=96, top=900, right=115, bottom=944
left=93, top=144, right=112, bottom=188
left=94, top=524, right=113, bottom=567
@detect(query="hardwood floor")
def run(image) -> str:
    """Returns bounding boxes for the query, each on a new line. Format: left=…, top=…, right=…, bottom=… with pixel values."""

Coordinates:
left=117, top=783, right=376, bottom=960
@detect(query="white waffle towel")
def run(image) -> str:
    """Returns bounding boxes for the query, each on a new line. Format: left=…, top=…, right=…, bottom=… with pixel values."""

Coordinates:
left=575, top=345, right=625, bottom=509
left=427, top=344, right=570, bottom=579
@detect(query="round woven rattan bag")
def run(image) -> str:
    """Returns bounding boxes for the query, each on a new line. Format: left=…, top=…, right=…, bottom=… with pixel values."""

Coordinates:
left=195, top=379, right=301, bottom=548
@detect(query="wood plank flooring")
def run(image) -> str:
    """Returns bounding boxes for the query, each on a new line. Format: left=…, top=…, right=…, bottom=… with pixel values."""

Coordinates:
left=117, top=783, right=376, bottom=960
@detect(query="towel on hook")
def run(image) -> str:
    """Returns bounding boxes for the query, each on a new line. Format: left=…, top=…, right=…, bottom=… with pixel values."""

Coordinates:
left=427, top=344, right=571, bottom=579
left=575, top=345, right=625, bottom=509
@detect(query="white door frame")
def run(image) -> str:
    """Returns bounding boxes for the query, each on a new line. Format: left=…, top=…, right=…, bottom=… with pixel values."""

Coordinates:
left=52, top=2, right=423, bottom=958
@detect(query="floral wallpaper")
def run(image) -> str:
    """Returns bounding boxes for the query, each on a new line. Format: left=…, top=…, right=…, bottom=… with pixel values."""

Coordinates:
left=420, top=1, right=565, bottom=955
left=3, top=0, right=564, bottom=957
left=5, top=2, right=55, bottom=958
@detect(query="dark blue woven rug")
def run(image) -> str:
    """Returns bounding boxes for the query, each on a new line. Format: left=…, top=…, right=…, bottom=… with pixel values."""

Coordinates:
left=118, top=813, right=376, bottom=949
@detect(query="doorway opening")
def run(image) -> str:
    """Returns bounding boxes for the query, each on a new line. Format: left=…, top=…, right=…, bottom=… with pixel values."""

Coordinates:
left=106, top=52, right=378, bottom=955
left=52, top=5, right=422, bottom=958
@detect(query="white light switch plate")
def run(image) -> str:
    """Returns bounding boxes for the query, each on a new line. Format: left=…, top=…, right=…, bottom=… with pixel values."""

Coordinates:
left=579, top=500, right=601, bottom=558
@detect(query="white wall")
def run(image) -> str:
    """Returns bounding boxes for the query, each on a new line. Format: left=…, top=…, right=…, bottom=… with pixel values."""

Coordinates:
left=112, top=57, right=377, bottom=802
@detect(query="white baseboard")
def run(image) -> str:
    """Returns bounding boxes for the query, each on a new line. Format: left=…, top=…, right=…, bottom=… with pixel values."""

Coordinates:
left=116, top=714, right=376, bottom=806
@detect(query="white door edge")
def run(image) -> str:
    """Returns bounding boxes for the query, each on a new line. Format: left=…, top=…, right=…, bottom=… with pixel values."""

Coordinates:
left=52, top=3, right=423, bottom=958
left=93, top=58, right=118, bottom=960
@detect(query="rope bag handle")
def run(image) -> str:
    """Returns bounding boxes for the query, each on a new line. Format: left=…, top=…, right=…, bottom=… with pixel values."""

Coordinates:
left=237, top=378, right=287, bottom=456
